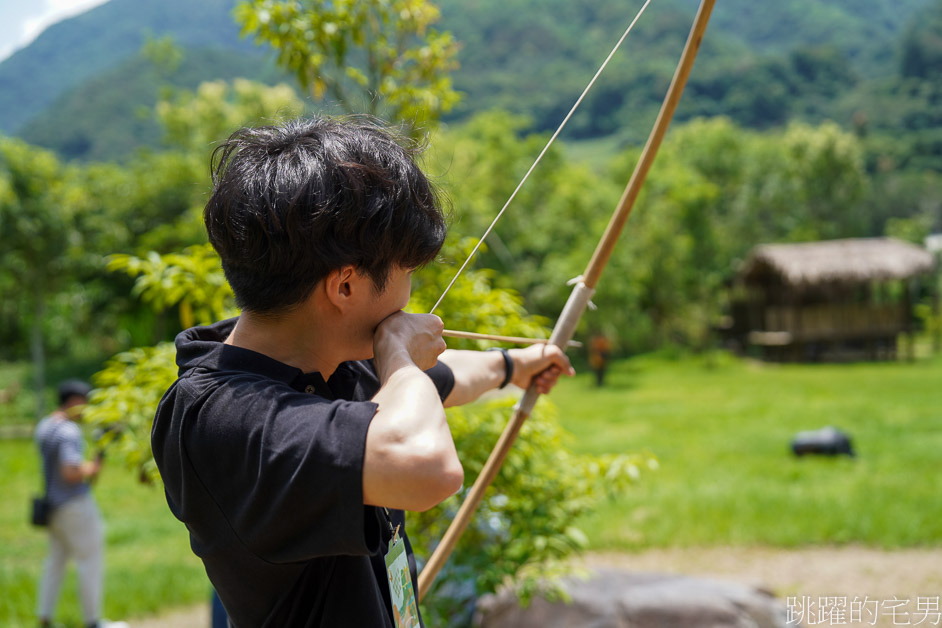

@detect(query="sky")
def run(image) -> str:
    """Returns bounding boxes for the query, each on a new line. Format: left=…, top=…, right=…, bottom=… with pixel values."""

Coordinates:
left=0, top=0, right=110, bottom=62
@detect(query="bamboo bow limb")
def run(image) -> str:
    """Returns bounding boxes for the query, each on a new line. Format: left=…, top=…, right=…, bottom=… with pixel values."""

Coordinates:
left=417, top=0, right=717, bottom=601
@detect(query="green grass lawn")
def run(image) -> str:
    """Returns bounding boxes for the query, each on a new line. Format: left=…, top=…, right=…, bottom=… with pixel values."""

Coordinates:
left=0, top=438, right=207, bottom=627
left=551, top=351, right=942, bottom=550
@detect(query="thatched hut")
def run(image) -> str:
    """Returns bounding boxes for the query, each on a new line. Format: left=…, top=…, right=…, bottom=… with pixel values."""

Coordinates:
left=724, top=238, right=936, bottom=361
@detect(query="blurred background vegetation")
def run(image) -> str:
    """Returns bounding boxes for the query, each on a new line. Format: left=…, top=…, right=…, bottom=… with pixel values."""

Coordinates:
left=2, top=0, right=941, bottom=377
left=2, top=0, right=942, bottom=625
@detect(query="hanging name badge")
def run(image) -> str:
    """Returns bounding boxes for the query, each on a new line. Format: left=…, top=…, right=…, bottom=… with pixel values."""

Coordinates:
left=385, top=526, right=420, bottom=628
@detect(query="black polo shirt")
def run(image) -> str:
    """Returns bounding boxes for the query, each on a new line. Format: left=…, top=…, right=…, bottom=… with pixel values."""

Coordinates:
left=152, top=318, right=454, bottom=627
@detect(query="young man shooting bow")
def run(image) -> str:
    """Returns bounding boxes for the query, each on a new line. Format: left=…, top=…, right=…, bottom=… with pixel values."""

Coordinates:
left=151, top=117, right=573, bottom=627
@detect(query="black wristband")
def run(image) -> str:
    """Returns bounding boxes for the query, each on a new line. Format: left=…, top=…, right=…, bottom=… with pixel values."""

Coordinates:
left=487, top=348, right=514, bottom=389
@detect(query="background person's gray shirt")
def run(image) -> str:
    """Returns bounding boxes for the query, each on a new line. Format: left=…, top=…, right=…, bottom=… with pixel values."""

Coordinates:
left=35, top=416, right=90, bottom=508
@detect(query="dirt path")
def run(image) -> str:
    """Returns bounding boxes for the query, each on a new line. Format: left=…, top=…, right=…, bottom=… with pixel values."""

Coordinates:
left=131, top=606, right=209, bottom=628
left=128, top=546, right=942, bottom=627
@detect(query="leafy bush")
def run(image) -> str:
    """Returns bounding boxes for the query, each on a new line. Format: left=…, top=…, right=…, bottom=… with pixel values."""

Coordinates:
left=107, top=243, right=236, bottom=331
left=411, top=397, right=654, bottom=625
left=87, top=342, right=177, bottom=483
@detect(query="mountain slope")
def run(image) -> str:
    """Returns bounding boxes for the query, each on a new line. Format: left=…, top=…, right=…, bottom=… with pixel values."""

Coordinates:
left=0, top=0, right=935, bottom=159
left=0, top=0, right=251, bottom=134
left=18, top=47, right=288, bottom=162
left=437, top=0, right=932, bottom=132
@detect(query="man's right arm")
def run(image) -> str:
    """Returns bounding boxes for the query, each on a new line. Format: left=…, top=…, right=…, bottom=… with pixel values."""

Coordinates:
left=362, top=312, right=464, bottom=512
left=58, top=427, right=101, bottom=484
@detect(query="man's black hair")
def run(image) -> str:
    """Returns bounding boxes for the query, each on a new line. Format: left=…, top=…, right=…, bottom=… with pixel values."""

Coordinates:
left=204, top=116, right=447, bottom=314
left=58, top=379, right=91, bottom=405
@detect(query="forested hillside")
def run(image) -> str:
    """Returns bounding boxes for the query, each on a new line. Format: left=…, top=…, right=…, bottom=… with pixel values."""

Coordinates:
left=437, top=0, right=931, bottom=134
left=0, top=0, right=935, bottom=161
left=18, top=46, right=287, bottom=162
left=0, top=0, right=252, bottom=134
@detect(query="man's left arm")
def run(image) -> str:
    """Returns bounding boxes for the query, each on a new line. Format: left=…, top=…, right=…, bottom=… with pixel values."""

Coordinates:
left=438, top=344, right=575, bottom=408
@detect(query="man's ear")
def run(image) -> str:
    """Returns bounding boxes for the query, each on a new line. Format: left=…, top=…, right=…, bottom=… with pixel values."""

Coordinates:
left=323, top=266, right=360, bottom=311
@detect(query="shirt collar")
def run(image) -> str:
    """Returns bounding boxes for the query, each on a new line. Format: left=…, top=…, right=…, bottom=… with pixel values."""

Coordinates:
left=174, top=317, right=336, bottom=397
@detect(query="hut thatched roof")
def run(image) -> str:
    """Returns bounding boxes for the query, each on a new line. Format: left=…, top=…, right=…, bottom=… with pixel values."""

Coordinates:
left=742, top=238, right=935, bottom=286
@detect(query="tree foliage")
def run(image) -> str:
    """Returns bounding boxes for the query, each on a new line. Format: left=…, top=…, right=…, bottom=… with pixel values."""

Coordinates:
left=0, top=138, right=82, bottom=412
left=410, top=398, right=654, bottom=624
left=88, top=342, right=179, bottom=483
left=427, top=113, right=875, bottom=355
left=901, top=0, right=942, bottom=80
left=0, top=138, right=73, bottom=291
left=235, top=0, right=460, bottom=130
left=107, top=244, right=237, bottom=331
left=86, top=242, right=233, bottom=483
left=156, top=78, right=304, bottom=153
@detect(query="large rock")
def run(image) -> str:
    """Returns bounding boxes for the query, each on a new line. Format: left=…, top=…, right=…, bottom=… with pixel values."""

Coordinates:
left=474, top=568, right=791, bottom=628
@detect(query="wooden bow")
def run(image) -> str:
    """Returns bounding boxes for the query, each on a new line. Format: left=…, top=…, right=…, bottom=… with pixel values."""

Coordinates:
left=418, top=0, right=717, bottom=600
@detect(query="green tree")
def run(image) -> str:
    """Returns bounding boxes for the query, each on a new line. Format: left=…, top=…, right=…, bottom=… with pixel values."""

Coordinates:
left=0, top=138, right=210, bottom=372
left=781, top=121, right=868, bottom=239
left=866, top=170, right=942, bottom=240
left=107, top=243, right=236, bottom=331
left=155, top=78, right=305, bottom=154
left=900, top=0, right=942, bottom=79
left=235, top=0, right=460, bottom=130
left=427, top=111, right=621, bottom=331
left=601, top=139, right=724, bottom=351
left=0, top=138, right=81, bottom=415
left=434, top=114, right=873, bottom=355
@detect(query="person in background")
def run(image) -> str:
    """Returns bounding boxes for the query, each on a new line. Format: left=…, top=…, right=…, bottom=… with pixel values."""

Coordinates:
left=34, top=380, right=127, bottom=628
left=588, top=334, right=612, bottom=386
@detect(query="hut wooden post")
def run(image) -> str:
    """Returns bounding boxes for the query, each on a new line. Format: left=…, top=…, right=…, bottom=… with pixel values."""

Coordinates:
left=790, top=288, right=802, bottom=362
left=934, top=278, right=941, bottom=355
left=866, top=282, right=875, bottom=361
left=904, top=278, right=915, bottom=361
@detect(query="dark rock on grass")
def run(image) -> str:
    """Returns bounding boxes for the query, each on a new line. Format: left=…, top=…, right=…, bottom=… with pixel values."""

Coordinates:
left=474, top=568, right=791, bottom=628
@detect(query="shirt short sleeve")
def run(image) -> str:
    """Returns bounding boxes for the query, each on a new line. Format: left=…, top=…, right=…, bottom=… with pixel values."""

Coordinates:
left=424, top=360, right=455, bottom=402
left=58, top=422, right=84, bottom=467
